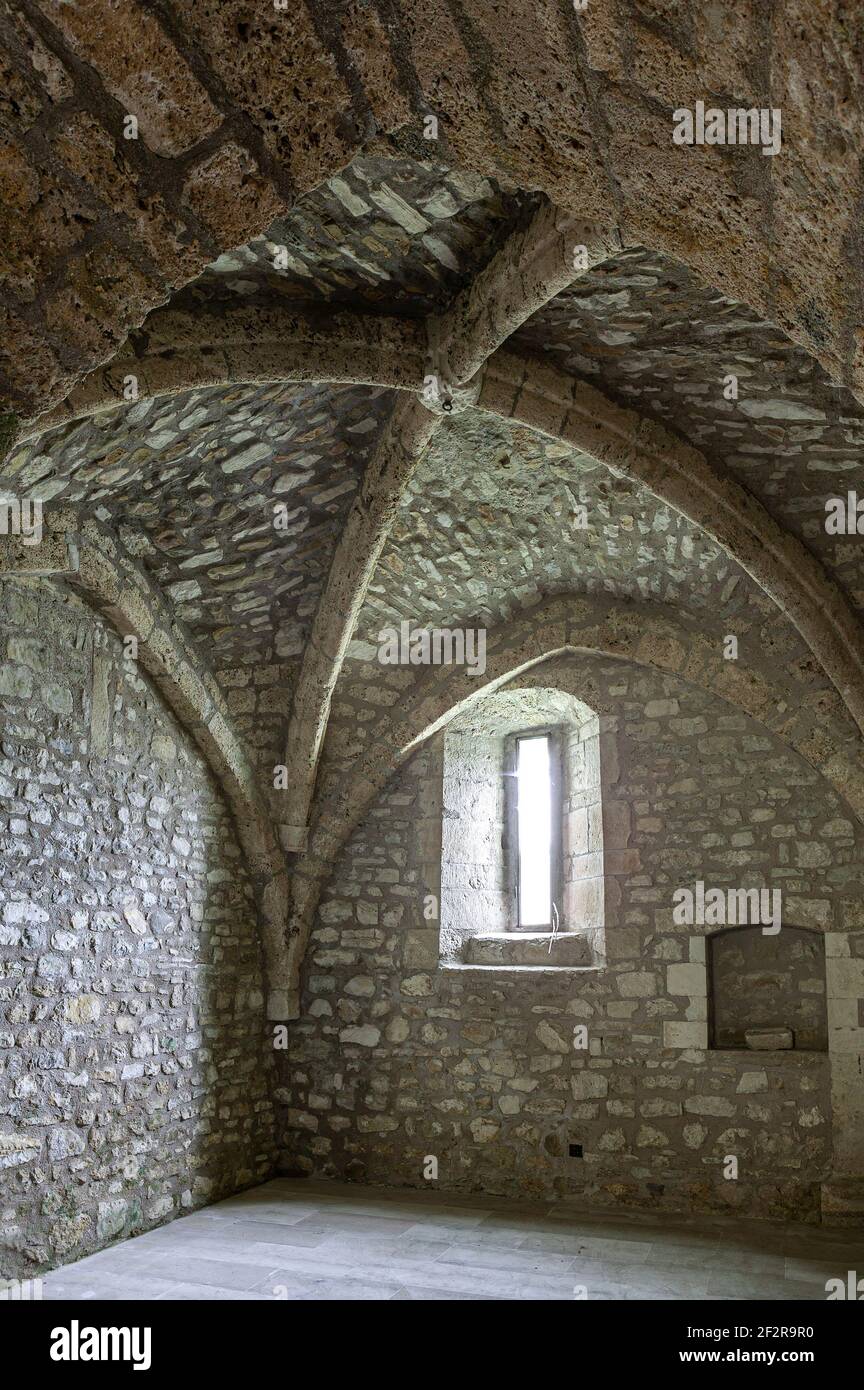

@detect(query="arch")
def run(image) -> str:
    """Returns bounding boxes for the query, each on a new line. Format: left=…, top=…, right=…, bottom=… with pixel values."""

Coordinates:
left=480, top=351, right=864, bottom=739
left=279, top=591, right=864, bottom=1017
left=18, top=314, right=864, bottom=768
left=15, top=307, right=427, bottom=446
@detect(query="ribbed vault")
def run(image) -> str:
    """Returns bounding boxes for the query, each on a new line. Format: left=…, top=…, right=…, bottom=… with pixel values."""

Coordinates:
left=5, top=11, right=864, bottom=1026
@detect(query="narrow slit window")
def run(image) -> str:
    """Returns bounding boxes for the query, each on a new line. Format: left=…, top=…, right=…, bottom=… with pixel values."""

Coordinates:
left=516, top=734, right=552, bottom=927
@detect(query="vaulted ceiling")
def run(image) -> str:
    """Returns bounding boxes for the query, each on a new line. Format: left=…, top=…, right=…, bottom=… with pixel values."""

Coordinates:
left=3, top=0, right=864, bottom=1017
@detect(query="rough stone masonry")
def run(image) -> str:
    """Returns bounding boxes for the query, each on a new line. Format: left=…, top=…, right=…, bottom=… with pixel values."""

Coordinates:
left=279, top=657, right=860, bottom=1222
left=0, top=578, right=274, bottom=1278
left=2, top=0, right=864, bottom=1286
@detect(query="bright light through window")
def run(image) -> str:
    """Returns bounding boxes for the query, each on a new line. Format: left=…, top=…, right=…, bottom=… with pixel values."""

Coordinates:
left=517, top=735, right=551, bottom=927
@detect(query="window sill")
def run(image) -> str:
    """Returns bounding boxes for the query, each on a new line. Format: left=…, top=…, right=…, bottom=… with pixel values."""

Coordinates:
left=441, top=960, right=602, bottom=976
left=462, top=931, right=595, bottom=969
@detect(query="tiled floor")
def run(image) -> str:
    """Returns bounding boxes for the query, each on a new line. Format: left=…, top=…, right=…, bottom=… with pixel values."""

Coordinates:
left=42, top=1179, right=864, bottom=1301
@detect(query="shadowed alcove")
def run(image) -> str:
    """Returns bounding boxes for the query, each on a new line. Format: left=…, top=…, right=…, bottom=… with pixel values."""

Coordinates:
left=708, top=925, right=828, bottom=1052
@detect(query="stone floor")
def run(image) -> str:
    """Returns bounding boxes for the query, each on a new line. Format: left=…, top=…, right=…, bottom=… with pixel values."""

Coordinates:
left=42, top=1179, right=864, bottom=1301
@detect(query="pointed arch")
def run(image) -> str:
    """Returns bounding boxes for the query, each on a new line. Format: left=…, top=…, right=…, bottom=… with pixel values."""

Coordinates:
left=279, top=592, right=864, bottom=1016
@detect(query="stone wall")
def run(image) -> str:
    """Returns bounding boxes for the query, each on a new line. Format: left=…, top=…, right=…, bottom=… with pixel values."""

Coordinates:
left=277, top=653, right=864, bottom=1221
left=563, top=712, right=606, bottom=945
left=440, top=727, right=507, bottom=953
left=0, top=578, right=275, bottom=1279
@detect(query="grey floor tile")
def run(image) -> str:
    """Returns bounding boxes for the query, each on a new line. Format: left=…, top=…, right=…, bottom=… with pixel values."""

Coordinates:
left=130, top=1254, right=283, bottom=1292
left=705, top=1271, right=822, bottom=1301
left=249, top=1271, right=403, bottom=1300
left=390, top=1285, right=499, bottom=1300
left=783, top=1256, right=859, bottom=1287
left=518, top=1232, right=657, bottom=1262
left=435, top=1244, right=577, bottom=1276
left=289, top=1212, right=418, bottom=1237
left=42, top=1272, right=188, bottom=1301
left=39, top=1177, right=860, bottom=1303
left=315, top=1234, right=456, bottom=1263
left=153, top=1286, right=276, bottom=1301
left=191, top=1218, right=332, bottom=1249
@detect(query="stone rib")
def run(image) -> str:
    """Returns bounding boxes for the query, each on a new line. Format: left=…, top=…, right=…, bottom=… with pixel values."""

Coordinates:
left=17, top=309, right=427, bottom=444
left=279, top=201, right=607, bottom=848
left=482, top=350, right=864, bottom=737
left=433, top=199, right=619, bottom=386
left=278, top=393, right=439, bottom=852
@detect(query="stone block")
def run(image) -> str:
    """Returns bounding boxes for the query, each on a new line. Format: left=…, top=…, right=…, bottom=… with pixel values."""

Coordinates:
left=667, top=963, right=707, bottom=996
left=745, top=1028, right=793, bottom=1051
left=571, top=1070, right=608, bottom=1100
left=828, top=957, right=864, bottom=1000
left=619, top=970, right=656, bottom=998
left=663, top=1021, right=708, bottom=1050
left=46, top=0, right=220, bottom=156
left=403, top=930, right=439, bottom=969
left=828, top=1028, right=864, bottom=1055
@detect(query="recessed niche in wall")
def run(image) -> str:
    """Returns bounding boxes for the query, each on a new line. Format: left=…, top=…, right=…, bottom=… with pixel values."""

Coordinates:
left=438, top=685, right=608, bottom=966
left=708, top=925, right=828, bottom=1051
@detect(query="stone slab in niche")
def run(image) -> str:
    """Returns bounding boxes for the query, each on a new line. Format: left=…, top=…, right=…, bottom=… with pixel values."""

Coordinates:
left=745, top=1027, right=794, bottom=1051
